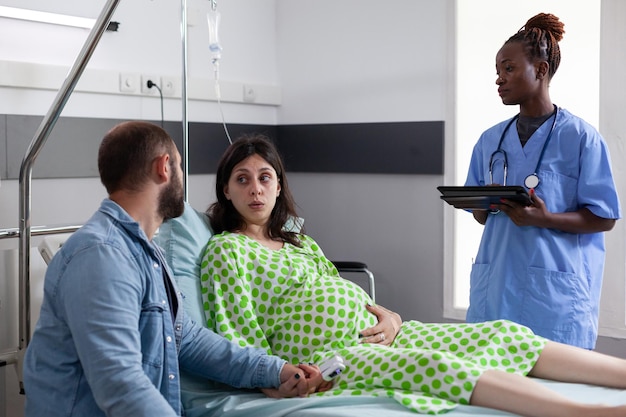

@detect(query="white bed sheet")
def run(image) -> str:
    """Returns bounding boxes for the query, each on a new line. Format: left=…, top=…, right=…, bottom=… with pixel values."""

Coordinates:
left=181, top=372, right=626, bottom=417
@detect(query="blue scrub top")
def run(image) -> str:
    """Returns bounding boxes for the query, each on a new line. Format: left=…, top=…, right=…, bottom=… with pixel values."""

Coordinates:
left=464, top=107, right=621, bottom=349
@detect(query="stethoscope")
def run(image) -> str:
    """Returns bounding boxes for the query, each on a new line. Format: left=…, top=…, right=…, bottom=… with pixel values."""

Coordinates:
left=489, top=105, right=559, bottom=189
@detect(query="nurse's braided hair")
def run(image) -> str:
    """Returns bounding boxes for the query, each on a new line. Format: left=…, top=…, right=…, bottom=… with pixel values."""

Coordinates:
left=506, top=13, right=565, bottom=80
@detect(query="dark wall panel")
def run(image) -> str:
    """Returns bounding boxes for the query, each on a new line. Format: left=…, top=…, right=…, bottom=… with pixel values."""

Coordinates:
left=276, top=121, right=444, bottom=175
left=1, top=115, right=444, bottom=179
left=0, top=115, right=6, bottom=179
left=5, top=115, right=116, bottom=179
left=175, top=122, right=277, bottom=175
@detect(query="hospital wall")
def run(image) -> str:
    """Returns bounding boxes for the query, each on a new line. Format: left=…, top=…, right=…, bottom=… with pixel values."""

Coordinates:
left=1, top=0, right=625, bottom=416
left=275, top=0, right=450, bottom=324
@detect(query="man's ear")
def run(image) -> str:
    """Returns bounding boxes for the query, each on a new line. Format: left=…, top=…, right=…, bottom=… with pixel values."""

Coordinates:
left=154, top=153, right=170, bottom=184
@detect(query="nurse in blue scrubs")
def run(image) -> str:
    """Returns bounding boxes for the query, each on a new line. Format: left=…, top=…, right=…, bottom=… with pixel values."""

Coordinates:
left=464, top=13, right=621, bottom=349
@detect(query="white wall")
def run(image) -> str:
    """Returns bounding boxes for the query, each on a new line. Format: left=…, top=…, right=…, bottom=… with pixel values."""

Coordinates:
left=275, top=0, right=446, bottom=125
left=275, top=0, right=451, bottom=325
left=596, top=0, right=626, bottom=357
left=0, top=0, right=280, bottom=121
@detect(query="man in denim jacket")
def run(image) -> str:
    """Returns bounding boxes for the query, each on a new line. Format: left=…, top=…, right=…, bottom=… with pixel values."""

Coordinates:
left=23, top=121, right=326, bottom=417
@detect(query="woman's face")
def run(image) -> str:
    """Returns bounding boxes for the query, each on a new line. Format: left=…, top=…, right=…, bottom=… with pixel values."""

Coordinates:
left=495, top=41, right=543, bottom=106
left=224, top=153, right=281, bottom=229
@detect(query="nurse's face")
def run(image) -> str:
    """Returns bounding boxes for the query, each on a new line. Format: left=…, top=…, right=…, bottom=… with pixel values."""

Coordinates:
left=495, top=41, right=543, bottom=106
left=224, top=154, right=281, bottom=229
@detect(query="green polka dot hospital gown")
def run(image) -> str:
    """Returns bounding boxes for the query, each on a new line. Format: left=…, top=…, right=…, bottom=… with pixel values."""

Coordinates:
left=200, top=232, right=547, bottom=414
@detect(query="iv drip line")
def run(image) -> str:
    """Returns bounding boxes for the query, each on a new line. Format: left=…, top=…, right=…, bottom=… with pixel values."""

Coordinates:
left=207, top=1, right=232, bottom=144
left=213, top=62, right=232, bottom=144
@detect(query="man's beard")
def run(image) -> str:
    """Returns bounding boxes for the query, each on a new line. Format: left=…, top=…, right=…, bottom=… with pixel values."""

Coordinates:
left=158, top=170, right=185, bottom=220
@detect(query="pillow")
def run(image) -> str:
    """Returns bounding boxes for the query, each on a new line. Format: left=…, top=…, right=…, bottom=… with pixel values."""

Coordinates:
left=154, top=201, right=212, bottom=326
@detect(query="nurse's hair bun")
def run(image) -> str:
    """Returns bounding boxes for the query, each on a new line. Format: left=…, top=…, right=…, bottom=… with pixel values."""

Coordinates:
left=506, top=12, right=565, bottom=79
left=523, top=13, right=565, bottom=43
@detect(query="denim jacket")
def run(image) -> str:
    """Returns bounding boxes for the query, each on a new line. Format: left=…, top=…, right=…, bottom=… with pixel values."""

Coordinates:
left=24, top=199, right=285, bottom=417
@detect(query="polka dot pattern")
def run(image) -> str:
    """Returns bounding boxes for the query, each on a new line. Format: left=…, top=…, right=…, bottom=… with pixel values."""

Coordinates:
left=200, top=232, right=547, bottom=414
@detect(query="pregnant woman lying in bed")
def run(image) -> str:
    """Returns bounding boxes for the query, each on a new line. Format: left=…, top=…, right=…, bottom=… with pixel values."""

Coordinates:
left=199, top=134, right=626, bottom=417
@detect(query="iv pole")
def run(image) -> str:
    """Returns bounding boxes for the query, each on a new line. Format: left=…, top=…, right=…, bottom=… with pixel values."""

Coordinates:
left=181, top=0, right=189, bottom=200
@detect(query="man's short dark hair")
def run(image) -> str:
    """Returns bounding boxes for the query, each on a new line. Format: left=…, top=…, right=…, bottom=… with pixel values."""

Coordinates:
left=98, top=121, right=176, bottom=194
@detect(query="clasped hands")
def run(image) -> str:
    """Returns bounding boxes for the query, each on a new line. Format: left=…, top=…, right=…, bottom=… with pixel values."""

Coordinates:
left=262, top=362, right=333, bottom=398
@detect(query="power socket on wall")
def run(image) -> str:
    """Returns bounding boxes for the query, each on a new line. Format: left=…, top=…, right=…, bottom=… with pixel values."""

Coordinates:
left=243, top=84, right=256, bottom=102
left=161, top=76, right=177, bottom=96
left=141, top=74, right=160, bottom=94
left=119, top=73, right=174, bottom=96
left=2, top=61, right=281, bottom=104
left=119, top=73, right=140, bottom=93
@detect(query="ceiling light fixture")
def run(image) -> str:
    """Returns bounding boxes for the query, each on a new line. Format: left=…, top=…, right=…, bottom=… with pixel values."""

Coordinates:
left=0, top=6, right=96, bottom=29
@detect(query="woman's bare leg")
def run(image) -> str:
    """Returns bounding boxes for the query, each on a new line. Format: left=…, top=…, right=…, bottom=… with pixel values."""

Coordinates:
left=528, top=341, right=626, bottom=388
left=471, top=370, right=626, bottom=417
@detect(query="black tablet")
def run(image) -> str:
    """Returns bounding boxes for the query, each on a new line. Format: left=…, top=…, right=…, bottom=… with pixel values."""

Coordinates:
left=437, top=186, right=532, bottom=209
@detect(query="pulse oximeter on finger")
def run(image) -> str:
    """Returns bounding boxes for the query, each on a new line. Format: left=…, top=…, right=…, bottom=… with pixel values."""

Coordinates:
left=319, top=355, right=346, bottom=381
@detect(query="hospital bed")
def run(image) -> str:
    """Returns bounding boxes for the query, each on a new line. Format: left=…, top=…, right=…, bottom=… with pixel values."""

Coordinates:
left=3, top=0, right=626, bottom=415
left=152, top=202, right=626, bottom=417
left=7, top=204, right=623, bottom=417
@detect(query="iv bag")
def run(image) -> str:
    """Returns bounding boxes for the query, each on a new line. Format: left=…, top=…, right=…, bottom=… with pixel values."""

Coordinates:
left=207, top=10, right=222, bottom=61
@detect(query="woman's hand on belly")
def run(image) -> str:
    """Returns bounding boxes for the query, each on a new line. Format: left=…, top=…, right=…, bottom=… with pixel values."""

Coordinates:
left=358, top=304, right=402, bottom=346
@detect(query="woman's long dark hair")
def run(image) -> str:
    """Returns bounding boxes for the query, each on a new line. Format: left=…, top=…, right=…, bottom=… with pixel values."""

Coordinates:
left=207, top=134, right=303, bottom=247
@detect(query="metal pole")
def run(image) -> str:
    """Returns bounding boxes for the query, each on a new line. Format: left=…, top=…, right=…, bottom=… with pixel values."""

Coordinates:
left=181, top=0, right=189, bottom=200
left=17, top=0, right=121, bottom=391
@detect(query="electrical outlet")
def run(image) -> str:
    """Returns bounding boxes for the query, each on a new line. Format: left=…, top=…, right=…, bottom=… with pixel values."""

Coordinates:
left=141, top=74, right=160, bottom=94
left=119, top=73, right=139, bottom=93
left=243, top=84, right=256, bottom=102
left=161, top=76, right=177, bottom=96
